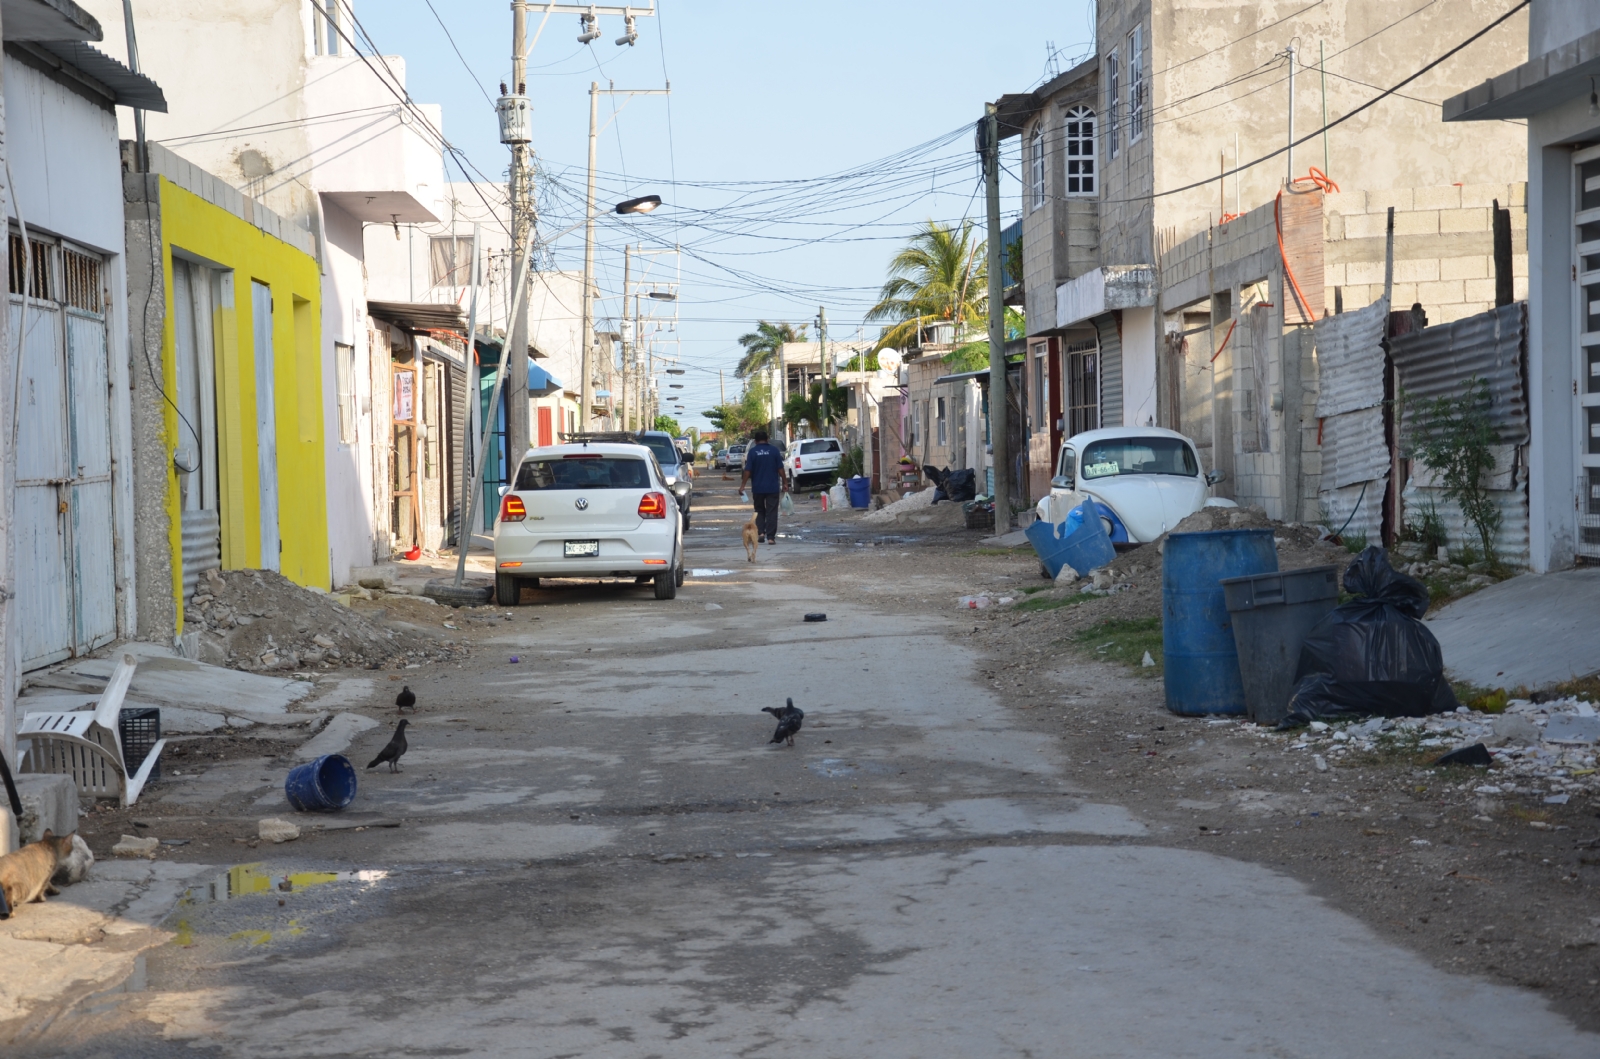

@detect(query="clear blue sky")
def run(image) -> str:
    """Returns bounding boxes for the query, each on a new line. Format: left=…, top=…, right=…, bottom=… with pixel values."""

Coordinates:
left=361, top=0, right=1095, bottom=428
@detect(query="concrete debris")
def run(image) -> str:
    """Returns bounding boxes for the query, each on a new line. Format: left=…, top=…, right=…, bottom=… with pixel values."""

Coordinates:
left=1255, top=695, right=1600, bottom=799
left=258, top=818, right=300, bottom=844
left=111, top=835, right=159, bottom=858
left=861, top=486, right=935, bottom=524
left=181, top=568, right=466, bottom=673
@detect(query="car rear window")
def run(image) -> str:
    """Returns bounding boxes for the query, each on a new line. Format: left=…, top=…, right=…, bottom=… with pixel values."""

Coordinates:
left=1080, top=437, right=1199, bottom=479
left=639, top=436, right=679, bottom=464
left=515, top=456, right=651, bottom=490
left=800, top=439, right=840, bottom=454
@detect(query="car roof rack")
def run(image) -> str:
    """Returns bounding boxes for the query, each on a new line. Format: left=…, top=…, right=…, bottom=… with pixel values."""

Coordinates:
left=561, top=431, right=639, bottom=447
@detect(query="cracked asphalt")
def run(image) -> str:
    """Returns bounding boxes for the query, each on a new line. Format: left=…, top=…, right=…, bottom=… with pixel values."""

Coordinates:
left=24, top=479, right=1600, bottom=1058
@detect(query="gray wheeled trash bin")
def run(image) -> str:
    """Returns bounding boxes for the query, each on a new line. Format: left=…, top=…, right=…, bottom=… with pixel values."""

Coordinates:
left=1220, top=565, right=1341, bottom=726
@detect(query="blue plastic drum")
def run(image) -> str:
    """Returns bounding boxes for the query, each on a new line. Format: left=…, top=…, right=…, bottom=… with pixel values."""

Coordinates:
left=284, top=754, right=358, bottom=812
left=1161, top=529, right=1278, bottom=716
left=846, top=476, right=871, bottom=508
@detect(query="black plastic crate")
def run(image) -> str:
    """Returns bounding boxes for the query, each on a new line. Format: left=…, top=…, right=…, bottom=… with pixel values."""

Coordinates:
left=119, top=707, right=160, bottom=780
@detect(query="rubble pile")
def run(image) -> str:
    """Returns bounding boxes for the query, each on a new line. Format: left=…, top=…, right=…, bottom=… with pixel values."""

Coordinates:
left=1261, top=698, right=1599, bottom=799
left=1387, top=541, right=1499, bottom=593
left=185, top=568, right=465, bottom=672
left=860, top=487, right=964, bottom=528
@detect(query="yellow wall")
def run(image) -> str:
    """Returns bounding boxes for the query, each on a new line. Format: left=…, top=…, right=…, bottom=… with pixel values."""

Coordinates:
left=158, top=178, right=329, bottom=629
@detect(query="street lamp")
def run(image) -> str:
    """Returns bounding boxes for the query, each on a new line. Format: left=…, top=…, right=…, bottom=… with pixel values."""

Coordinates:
left=617, top=194, right=661, bottom=215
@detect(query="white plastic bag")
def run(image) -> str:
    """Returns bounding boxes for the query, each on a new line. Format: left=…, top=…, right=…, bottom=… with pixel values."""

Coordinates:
left=780, top=492, right=794, bottom=515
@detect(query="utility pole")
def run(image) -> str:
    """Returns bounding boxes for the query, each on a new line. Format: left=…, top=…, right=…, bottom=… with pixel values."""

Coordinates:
left=456, top=224, right=482, bottom=569
left=580, top=81, right=669, bottom=433
left=981, top=103, right=1010, bottom=533
left=817, top=306, right=828, bottom=433
left=1286, top=44, right=1296, bottom=183
left=619, top=243, right=631, bottom=430
left=503, top=4, right=534, bottom=466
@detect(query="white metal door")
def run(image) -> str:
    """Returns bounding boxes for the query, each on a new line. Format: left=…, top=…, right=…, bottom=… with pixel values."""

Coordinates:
left=9, top=236, right=117, bottom=668
left=252, top=280, right=280, bottom=571
left=173, top=261, right=221, bottom=596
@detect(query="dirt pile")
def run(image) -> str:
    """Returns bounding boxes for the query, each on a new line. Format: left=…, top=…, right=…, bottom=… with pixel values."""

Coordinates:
left=1100, top=506, right=1349, bottom=584
left=860, top=487, right=966, bottom=528
left=185, top=569, right=467, bottom=672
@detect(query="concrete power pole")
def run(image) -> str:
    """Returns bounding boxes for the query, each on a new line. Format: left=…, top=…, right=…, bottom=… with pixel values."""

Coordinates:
left=817, top=306, right=828, bottom=433
left=982, top=104, right=1010, bottom=533
left=580, top=81, right=600, bottom=432
left=504, top=5, right=533, bottom=463
left=619, top=243, right=631, bottom=430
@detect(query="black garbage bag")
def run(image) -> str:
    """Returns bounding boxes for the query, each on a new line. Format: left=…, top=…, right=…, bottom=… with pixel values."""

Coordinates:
left=942, top=468, right=978, bottom=503
left=1280, top=546, right=1458, bottom=727
left=925, top=465, right=951, bottom=502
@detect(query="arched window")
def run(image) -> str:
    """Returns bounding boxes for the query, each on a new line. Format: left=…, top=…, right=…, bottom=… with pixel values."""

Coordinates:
left=1063, top=106, right=1096, bottom=196
left=1028, top=125, right=1045, bottom=209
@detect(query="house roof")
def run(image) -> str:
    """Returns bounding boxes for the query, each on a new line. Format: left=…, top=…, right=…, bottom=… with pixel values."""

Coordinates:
left=0, top=0, right=99, bottom=42
left=369, top=300, right=466, bottom=334
left=1443, top=24, right=1600, bottom=121
left=993, top=55, right=1098, bottom=139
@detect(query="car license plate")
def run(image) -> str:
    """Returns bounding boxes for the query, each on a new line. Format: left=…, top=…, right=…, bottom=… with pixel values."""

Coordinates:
left=564, top=540, right=599, bottom=557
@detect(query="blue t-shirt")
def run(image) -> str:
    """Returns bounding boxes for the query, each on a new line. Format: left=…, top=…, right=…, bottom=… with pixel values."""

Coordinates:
left=745, top=442, right=785, bottom=494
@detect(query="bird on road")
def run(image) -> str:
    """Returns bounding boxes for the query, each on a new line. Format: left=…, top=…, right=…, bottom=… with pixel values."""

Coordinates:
left=366, top=719, right=409, bottom=772
left=395, top=685, right=416, bottom=712
left=762, top=699, right=804, bottom=747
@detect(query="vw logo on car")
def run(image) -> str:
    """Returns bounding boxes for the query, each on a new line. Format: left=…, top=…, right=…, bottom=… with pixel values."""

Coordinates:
left=574, top=497, right=589, bottom=510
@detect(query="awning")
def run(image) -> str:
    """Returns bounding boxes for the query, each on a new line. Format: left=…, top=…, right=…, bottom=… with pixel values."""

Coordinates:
left=1056, top=265, right=1157, bottom=329
left=11, top=40, right=167, bottom=111
left=369, top=300, right=465, bottom=334
left=932, top=369, right=991, bottom=386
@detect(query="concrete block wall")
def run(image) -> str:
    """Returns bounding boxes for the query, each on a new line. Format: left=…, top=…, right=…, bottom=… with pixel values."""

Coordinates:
left=1323, top=182, right=1528, bottom=324
left=128, top=141, right=318, bottom=258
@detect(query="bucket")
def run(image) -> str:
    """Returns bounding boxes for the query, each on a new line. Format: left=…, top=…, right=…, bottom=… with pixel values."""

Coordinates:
left=846, top=476, right=871, bottom=509
left=1026, top=501, right=1115, bottom=580
left=1161, top=529, right=1278, bottom=716
left=284, top=754, right=358, bottom=812
left=1222, top=565, right=1341, bottom=726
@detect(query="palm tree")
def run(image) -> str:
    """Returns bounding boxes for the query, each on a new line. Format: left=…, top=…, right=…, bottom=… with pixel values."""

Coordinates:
left=734, top=320, right=807, bottom=378
left=865, top=220, right=987, bottom=353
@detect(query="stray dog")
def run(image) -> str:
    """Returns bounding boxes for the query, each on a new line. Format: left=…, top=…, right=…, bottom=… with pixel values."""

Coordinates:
left=0, top=830, right=76, bottom=917
left=742, top=517, right=760, bottom=562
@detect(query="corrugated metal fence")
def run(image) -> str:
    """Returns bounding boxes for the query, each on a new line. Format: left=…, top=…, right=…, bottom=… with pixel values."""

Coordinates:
left=1312, top=297, right=1389, bottom=542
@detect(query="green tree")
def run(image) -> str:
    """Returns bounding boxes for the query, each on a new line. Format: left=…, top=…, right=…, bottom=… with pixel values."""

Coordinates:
left=735, top=320, right=807, bottom=379
left=865, top=219, right=987, bottom=354
left=702, top=376, right=772, bottom=439
left=945, top=307, right=1027, bottom=373
left=652, top=414, right=682, bottom=436
left=1409, top=376, right=1502, bottom=567
left=782, top=381, right=848, bottom=434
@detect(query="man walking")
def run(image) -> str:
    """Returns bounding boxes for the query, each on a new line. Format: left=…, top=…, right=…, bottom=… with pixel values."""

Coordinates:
left=739, top=429, right=788, bottom=545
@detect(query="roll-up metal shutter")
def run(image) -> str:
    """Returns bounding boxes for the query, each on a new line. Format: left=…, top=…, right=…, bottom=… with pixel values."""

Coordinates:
left=1093, top=313, right=1123, bottom=428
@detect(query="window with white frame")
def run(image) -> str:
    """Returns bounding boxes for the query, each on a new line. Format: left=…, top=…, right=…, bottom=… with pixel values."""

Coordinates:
left=1028, top=125, right=1045, bottom=210
left=335, top=342, right=357, bottom=443
left=1063, top=106, right=1096, bottom=195
left=1105, top=49, right=1120, bottom=160
left=312, top=0, right=341, bottom=55
left=1128, top=26, right=1145, bottom=143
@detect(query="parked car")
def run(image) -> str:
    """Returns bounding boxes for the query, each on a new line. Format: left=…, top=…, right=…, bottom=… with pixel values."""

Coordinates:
left=725, top=443, right=747, bottom=471
left=636, top=430, right=694, bottom=529
left=789, top=436, right=843, bottom=489
left=713, top=448, right=729, bottom=469
left=1035, top=427, right=1233, bottom=544
left=493, top=441, right=685, bottom=603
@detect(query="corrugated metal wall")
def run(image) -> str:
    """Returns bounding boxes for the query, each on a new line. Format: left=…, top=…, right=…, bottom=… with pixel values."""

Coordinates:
left=1313, top=297, right=1389, bottom=418
left=1312, top=297, right=1390, bottom=538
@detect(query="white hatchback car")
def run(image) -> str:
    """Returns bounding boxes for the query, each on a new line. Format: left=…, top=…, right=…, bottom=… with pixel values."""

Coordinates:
left=1035, top=427, right=1234, bottom=544
left=493, top=442, right=685, bottom=603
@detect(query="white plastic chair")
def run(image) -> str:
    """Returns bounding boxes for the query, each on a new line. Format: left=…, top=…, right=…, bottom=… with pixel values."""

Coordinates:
left=18, top=653, right=167, bottom=806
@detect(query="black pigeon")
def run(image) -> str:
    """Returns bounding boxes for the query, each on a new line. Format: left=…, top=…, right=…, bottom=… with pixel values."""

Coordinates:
left=366, top=719, right=409, bottom=772
left=395, top=685, right=416, bottom=712
left=762, top=698, right=804, bottom=747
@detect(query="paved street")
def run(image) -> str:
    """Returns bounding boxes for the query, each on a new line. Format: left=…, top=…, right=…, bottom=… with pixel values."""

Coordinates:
left=17, top=479, right=1595, bottom=1058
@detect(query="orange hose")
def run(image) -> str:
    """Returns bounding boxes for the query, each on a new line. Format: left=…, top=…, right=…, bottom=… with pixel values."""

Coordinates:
left=1210, top=318, right=1237, bottom=363
left=1276, top=190, right=1317, bottom=324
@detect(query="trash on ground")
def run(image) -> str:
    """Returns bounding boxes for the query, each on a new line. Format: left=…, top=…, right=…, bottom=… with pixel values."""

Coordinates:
left=285, top=754, right=359, bottom=812
left=1282, top=547, right=1457, bottom=726
left=258, top=818, right=301, bottom=844
left=705, top=603, right=723, bottom=611
left=112, top=834, right=160, bottom=857
left=958, top=595, right=992, bottom=610
left=803, top=612, right=827, bottom=623
left=1434, top=742, right=1493, bottom=767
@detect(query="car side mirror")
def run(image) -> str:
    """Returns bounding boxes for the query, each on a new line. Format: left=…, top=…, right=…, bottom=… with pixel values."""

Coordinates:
left=1206, top=469, right=1227, bottom=485
left=498, top=485, right=510, bottom=497
left=1050, top=475, right=1074, bottom=489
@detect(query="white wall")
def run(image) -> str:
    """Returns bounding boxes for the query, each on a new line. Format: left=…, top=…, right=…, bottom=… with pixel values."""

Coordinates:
left=3, top=59, right=137, bottom=637
left=320, top=198, right=378, bottom=586
left=1120, top=306, right=1158, bottom=429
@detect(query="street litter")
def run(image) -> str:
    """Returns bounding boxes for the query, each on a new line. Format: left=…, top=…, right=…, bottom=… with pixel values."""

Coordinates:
left=112, top=834, right=160, bottom=857
left=1434, top=743, right=1493, bottom=767
left=258, top=818, right=301, bottom=843
left=1026, top=498, right=1115, bottom=581
left=803, top=613, right=827, bottom=622
left=959, top=595, right=992, bottom=610
left=1282, top=548, right=1456, bottom=726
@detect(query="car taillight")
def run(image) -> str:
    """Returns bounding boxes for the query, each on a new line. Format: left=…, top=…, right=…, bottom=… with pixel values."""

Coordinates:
left=499, top=495, right=526, bottom=522
left=794, top=457, right=802, bottom=468
left=638, top=491, right=667, bottom=519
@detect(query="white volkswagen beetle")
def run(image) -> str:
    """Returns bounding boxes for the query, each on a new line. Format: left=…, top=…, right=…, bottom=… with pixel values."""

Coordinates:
left=1035, top=427, right=1235, bottom=544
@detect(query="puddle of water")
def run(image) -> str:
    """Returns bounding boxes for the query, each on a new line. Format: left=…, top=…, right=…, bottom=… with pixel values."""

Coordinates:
left=808, top=758, right=859, bottom=778
left=179, top=863, right=390, bottom=906
left=687, top=568, right=734, bottom=577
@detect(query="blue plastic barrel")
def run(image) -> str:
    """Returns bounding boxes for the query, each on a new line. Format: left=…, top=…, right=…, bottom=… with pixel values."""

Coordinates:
left=1161, top=529, right=1278, bottom=716
left=1026, top=502, right=1116, bottom=580
left=846, top=476, right=871, bottom=508
left=285, top=754, right=358, bottom=812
